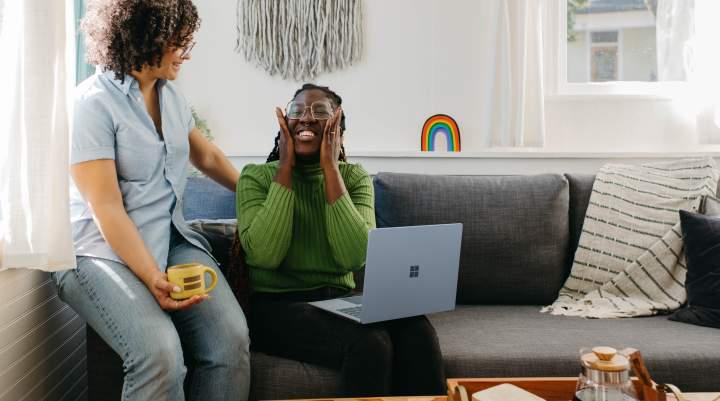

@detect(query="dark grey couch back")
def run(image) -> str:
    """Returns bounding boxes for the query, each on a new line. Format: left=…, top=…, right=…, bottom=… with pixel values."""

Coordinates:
left=184, top=173, right=602, bottom=306
left=374, top=172, right=570, bottom=305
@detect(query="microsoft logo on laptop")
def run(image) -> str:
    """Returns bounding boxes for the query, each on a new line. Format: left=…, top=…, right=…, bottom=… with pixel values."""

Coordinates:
left=409, top=265, right=420, bottom=278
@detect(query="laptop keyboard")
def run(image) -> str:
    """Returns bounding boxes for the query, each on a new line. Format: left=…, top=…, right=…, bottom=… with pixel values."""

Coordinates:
left=342, top=295, right=363, bottom=305
left=337, top=306, right=363, bottom=318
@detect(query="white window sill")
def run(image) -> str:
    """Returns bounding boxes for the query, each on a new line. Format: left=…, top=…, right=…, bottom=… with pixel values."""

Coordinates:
left=545, top=81, right=689, bottom=101
left=229, top=149, right=720, bottom=159
left=545, top=94, right=676, bottom=102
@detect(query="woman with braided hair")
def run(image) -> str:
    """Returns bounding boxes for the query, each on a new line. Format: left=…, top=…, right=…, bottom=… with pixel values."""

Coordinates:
left=235, top=83, right=446, bottom=396
left=52, top=1, right=250, bottom=400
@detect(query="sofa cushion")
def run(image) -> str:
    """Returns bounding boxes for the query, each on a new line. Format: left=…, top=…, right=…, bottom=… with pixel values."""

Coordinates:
left=429, top=305, right=720, bottom=391
left=187, top=218, right=237, bottom=268
left=565, top=174, right=595, bottom=281
left=670, top=199, right=720, bottom=329
left=374, top=173, right=569, bottom=305
left=250, top=352, right=342, bottom=400
left=705, top=195, right=720, bottom=214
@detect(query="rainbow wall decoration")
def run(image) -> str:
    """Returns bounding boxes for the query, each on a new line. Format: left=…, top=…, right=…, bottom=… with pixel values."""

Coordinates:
left=421, top=114, right=461, bottom=152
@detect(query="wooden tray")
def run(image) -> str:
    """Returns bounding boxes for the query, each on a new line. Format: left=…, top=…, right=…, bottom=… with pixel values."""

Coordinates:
left=448, top=377, right=578, bottom=401
left=447, top=378, right=719, bottom=401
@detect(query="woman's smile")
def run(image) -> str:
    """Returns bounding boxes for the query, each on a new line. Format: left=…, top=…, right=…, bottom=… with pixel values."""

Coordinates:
left=295, top=130, right=316, bottom=142
left=293, top=122, right=322, bottom=146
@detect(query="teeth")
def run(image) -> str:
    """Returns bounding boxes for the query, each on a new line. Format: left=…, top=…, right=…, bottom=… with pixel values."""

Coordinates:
left=297, top=130, right=314, bottom=138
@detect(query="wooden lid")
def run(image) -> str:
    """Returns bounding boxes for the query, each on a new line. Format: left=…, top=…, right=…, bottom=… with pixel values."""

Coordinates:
left=581, top=346, right=630, bottom=372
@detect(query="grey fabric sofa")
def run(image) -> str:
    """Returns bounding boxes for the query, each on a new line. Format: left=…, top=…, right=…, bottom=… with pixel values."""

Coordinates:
left=85, top=172, right=720, bottom=400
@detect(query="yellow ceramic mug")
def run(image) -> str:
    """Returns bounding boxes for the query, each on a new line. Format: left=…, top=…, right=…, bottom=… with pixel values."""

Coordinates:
left=167, top=263, right=218, bottom=300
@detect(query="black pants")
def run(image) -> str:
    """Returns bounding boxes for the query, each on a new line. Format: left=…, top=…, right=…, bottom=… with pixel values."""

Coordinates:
left=248, top=287, right=446, bottom=397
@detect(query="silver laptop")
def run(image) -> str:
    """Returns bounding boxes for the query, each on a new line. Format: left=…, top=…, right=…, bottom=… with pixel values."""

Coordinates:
left=309, top=223, right=463, bottom=324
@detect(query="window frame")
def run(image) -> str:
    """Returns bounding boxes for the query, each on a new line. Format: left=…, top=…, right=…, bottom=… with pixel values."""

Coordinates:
left=545, top=0, right=687, bottom=99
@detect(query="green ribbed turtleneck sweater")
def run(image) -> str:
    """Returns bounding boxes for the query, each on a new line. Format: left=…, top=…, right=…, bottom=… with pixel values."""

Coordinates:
left=236, top=161, right=376, bottom=293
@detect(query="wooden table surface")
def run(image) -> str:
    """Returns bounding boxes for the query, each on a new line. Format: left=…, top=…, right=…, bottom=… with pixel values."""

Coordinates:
left=446, top=378, right=719, bottom=401
left=269, top=396, right=719, bottom=401
left=268, top=377, right=719, bottom=401
left=267, top=398, right=446, bottom=401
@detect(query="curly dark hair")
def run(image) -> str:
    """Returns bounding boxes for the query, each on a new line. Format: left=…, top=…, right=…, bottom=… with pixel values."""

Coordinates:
left=266, top=83, right=347, bottom=163
left=82, top=0, right=200, bottom=81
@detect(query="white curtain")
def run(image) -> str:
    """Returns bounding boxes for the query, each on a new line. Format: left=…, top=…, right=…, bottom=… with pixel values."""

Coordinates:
left=656, top=0, right=694, bottom=81
left=0, top=0, right=76, bottom=271
left=657, top=0, right=720, bottom=144
left=689, top=0, right=720, bottom=144
left=485, top=0, right=545, bottom=147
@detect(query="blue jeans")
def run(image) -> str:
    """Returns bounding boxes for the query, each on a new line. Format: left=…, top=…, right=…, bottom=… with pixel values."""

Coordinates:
left=53, top=238, right=251, bottom=401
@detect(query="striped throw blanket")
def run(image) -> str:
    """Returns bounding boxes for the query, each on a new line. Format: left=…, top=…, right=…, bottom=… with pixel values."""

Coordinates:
left=543, top=158, right=719, bottom=318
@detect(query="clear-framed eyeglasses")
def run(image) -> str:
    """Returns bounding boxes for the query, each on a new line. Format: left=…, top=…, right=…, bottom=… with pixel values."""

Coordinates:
left=285, top=100, right=334, bottom=120
left=179, top=41, right=196, bottom=59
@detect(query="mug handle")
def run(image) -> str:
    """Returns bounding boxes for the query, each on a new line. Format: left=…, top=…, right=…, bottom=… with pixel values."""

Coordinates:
left=203, top=266, right=218, bottom=293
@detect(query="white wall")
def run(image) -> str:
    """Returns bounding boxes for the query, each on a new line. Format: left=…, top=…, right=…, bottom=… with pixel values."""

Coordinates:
left=177, top=0, right=720, bottom=174
left=180, top=0, right=501, bottom=157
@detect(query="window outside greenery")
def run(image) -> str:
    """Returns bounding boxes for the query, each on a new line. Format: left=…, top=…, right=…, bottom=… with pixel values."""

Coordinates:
left=75, top=0, right=94, bottom=84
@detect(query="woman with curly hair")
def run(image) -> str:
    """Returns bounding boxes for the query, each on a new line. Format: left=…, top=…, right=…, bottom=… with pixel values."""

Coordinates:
left=236, top=84, right=446, bottom=396
left=51, top=1, right=251, bottom=400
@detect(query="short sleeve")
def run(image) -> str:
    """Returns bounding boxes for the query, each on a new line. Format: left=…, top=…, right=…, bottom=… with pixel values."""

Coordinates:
left=70, top=97, right=116, bottom=165
left=186, top=105, right=196, bottom=135
left=182, top=94, right=195, bottom=135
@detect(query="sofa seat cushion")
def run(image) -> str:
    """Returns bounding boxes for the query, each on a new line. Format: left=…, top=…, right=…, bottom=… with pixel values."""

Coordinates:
left=250, top=352, right=342, bottom=400
left=374, top=173, right=569, bottom=304
left=429, top=305, right=720, bottom=391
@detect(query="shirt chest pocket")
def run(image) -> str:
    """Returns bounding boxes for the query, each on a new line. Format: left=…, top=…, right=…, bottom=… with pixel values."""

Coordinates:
left=115, top=122, right=165, bottom=182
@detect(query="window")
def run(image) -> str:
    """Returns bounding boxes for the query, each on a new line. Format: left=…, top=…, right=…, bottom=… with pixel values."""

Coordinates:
left=567, top=0, right=659, bottom=83
left=551, top=0, right=692, bottom=96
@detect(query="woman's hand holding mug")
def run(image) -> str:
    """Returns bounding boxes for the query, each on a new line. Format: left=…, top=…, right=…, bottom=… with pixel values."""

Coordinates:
left=146, top=269, right=207, bottom=311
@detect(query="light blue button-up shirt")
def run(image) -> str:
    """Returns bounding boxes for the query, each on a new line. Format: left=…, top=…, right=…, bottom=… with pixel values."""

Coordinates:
left=69, top=70, right=211, bottom=270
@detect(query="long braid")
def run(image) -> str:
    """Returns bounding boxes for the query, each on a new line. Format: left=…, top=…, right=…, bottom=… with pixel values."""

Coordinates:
left=266, top=83, right=347, bottom=162
left=266, top=132, right=281, bottom=163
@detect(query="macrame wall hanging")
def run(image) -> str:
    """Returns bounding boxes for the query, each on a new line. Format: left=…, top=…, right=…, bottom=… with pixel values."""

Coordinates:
left=236, top=0, right=364, bottom=81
